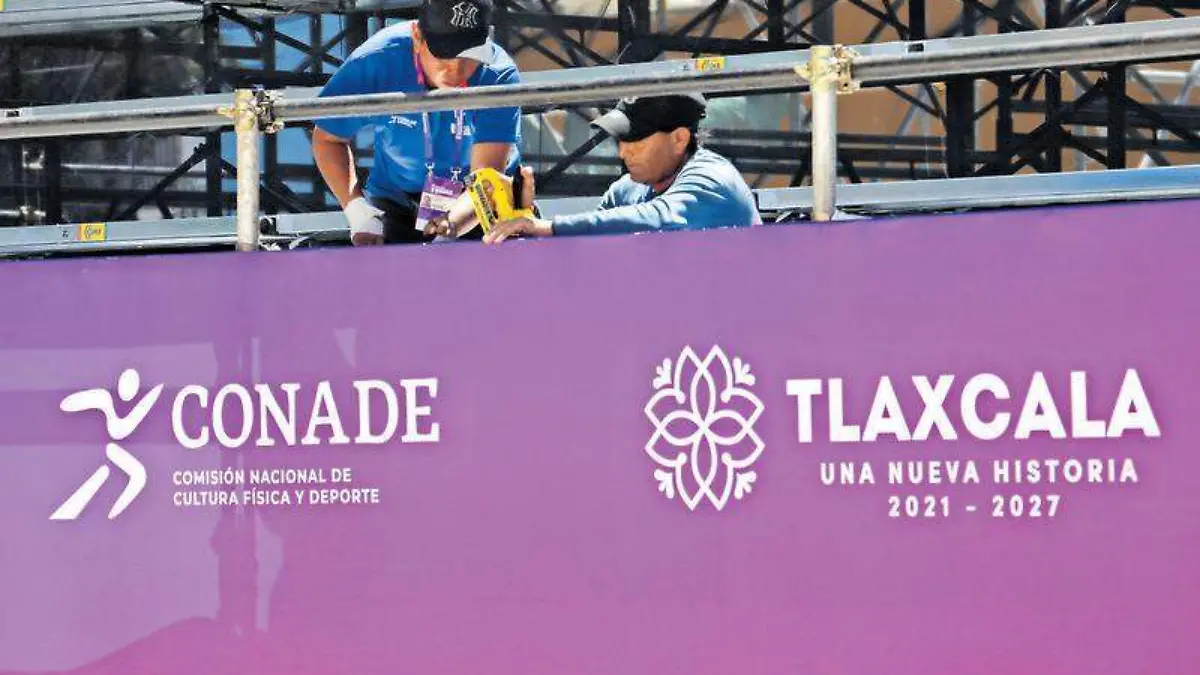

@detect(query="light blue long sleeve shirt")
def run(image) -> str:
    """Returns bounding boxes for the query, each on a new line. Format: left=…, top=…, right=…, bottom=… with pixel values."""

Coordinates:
left=551, top=148, right=762, bottom=236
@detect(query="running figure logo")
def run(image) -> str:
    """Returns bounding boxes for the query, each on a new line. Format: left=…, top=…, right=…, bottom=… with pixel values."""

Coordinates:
left=50, top=369, right=163, bottom=521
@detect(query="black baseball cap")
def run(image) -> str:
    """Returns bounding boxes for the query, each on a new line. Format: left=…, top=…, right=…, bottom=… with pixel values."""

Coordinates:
left=418, top=0, right=498, bottom=63
left=591, top=94, right=708, bottom=142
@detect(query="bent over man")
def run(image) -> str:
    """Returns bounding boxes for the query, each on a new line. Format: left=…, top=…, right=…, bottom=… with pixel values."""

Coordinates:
left=312, top=0, right=523, bottom=246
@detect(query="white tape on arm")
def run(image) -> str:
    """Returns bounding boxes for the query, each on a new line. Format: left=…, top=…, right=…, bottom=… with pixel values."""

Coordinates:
left=345, top=197, right=385, bottom=237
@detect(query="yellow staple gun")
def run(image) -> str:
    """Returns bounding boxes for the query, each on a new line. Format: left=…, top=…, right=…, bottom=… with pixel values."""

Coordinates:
left=467, top=168, right=534, bottom=235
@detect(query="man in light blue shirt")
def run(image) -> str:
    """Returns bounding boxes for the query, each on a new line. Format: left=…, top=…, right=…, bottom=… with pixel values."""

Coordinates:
left=483, top=93, right=761, bottom=244
left=312, top=0, right=522, bottom=246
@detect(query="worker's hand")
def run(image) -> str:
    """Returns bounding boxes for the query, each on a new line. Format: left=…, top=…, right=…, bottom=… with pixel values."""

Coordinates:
left=352, top=231, right=386, bottom=246
left=483, top=216, right=553, bottom=245
left=516, top=165, right=536, bottom=209
left=423, top=215, right=453, bottom=238
left=345, top=197, right=386, bottom=247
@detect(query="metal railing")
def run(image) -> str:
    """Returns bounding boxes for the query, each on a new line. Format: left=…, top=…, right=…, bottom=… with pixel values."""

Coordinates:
left=5, top=16, right=1200, bottom=249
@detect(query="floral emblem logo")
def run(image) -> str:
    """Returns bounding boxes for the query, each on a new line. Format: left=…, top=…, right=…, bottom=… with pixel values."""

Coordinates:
left=644, top=346, right=765, bottom=511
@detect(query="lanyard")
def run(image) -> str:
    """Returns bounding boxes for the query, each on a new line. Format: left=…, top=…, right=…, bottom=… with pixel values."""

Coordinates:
left=414, top=47, right=467, bottom=179
left=421, top=109, right=466, bottom=178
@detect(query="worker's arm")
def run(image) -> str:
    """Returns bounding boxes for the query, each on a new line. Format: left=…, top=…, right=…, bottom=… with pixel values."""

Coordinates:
left=546, top=156, right=760, bottom=235
left=313, top=127, right=385, bottom=246
left=482, top=177, right=619, bottom=244
left=548, top=174, right=721, bottom=236
left=441, top=67, right=524, bottom=237
left=469, top=142, right=515, bottom=173
left=312, top=127, right=362, bottom=208
left=311, top=43, right=386, bottom=246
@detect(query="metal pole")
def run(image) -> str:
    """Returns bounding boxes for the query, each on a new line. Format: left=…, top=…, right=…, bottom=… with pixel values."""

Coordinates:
left=854, top=17, right=1200, bottom=84
left=42, top=141, right=63, bottom=224
left=233, top=90, right=260, bottom=252
left=1044, top=0, right=1063, bottom=173
left=310, top=15, right=325, bottom=207
left=1105, top=0, right=1127, bottom=171
left=264, top=17, right=280, bottom=215
left=767, top=0, right=785, bottom=46
left=909, top=0, right=926, bottom=40
left=810, top=46, right=838, bottom=222
left=202, top=4, right=224, bottom=218
left=945, top=3, right=976, bottom=178
left=618, top=0, right=651, bottom=62
left=811, top=0, right=835, bottom=44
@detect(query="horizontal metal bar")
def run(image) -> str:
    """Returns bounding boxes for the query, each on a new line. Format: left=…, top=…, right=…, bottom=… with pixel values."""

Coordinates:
left=5, top=18, right=1200, bottom=141
left=273, top=64, right=807, bottom=122
left=854, top=16, right=1200, bottom=85
left=2, top=91, right=283, bottom=123
left=0, top=216, right=240, bottom=257
left=267, top=17, right=1200, bottom=123
left=756, top=165, right=1200, bottom=213
left=0, top=1, right=200, bottom=38
left=1012, top=99, right=1200, bottom=130
left=0, top=49, right=820, bottom=139
left=53, top=162, right=204, bottom=177
left=7, top=166, right=1200, bottom=256
left=0, top=195, right=602, bottom=256
left=0, top=104, right=231, bottom=141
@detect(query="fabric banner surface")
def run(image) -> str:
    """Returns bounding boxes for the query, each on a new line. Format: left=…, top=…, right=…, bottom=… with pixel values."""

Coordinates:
left=0, top=201, right=1196, bottom=674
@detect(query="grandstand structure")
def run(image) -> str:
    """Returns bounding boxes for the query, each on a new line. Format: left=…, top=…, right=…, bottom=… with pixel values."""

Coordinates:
left=2, top=0, right=1200, bottom=253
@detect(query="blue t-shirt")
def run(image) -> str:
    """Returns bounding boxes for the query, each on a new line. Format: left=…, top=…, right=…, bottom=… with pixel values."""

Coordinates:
left=551, top=148, right=762, bottom=236
left=314, top=21, right=522, bottom=200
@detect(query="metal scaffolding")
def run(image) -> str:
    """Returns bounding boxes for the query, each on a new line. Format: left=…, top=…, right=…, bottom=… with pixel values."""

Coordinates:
left=2, top=0, right=1200, bottom=235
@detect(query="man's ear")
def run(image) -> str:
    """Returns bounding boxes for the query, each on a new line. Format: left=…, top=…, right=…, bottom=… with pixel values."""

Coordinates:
left=672, top=127, right=691, bottom=152
left=411, top=22, right=424, bottom=44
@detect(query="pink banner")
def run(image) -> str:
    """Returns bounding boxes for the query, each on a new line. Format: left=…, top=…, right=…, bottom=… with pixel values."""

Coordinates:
left=0, top=200, right=1197, bottom=674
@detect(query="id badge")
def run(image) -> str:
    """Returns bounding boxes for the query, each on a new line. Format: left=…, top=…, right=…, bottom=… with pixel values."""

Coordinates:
left=415, top=174, right=464, bottom=233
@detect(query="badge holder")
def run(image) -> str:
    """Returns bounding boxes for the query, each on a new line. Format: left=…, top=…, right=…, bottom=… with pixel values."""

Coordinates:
left=413, top=110, right=468, bottom=236
left=415, top=165, right=464, bottom=235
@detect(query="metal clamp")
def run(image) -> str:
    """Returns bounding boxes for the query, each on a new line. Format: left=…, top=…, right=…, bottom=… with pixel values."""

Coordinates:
left=219, top=87, right=284, bottom=134
left=798, top=45, right=857, bottom=224
left=797, top=44, right=860, bottom=95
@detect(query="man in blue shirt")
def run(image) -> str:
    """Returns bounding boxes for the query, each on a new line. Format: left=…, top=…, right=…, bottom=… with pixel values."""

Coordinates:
left=482, top=93, right=761, bottom=244
left=312, top=0, right=522, bottom=246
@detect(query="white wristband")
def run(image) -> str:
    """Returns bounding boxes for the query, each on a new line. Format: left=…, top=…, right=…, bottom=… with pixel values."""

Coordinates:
left=345, top=197, right=385, bottom=237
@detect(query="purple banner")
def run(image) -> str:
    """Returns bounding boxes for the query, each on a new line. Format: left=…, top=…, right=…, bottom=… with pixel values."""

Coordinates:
left=1, top=200, right=1198, bottom=674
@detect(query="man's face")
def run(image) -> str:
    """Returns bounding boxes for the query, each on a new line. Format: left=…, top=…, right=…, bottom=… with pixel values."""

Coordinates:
left=618, top=129, right=688, bottom=186
left=415, top=34, right=480, bottom=89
